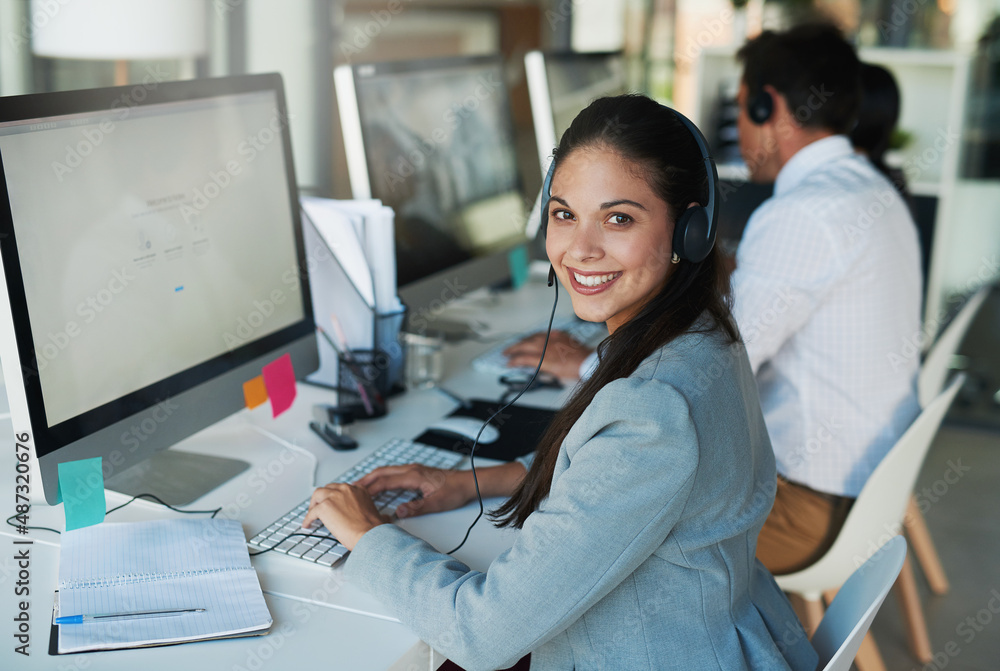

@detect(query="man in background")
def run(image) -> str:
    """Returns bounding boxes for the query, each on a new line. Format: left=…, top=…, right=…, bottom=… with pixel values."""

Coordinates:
left=732, top=22, right=922, bottom=573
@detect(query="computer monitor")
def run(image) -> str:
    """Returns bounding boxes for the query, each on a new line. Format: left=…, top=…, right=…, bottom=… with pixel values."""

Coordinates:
left=0, top=73, right=318, bottom=506
left=334, top=56, right=528, bottom=329
left=522, top=50, right=627, bottom=239
left=524, top=50, right=627, bottom=173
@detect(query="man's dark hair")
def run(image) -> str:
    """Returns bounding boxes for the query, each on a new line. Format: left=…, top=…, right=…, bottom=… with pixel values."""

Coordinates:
left=737, top=22, right=861, bottom=134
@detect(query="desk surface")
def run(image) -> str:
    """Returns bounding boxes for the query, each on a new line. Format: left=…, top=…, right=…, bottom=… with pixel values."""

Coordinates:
left=0, top=278, right=574, bottom=670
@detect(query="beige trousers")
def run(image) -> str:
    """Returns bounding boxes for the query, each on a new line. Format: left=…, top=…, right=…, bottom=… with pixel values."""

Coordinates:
left=756, top=476, right=854, bottom=575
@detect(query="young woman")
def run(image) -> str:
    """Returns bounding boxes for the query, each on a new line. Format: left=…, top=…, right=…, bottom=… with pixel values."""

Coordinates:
left=303, top=95, right=817, bottom=671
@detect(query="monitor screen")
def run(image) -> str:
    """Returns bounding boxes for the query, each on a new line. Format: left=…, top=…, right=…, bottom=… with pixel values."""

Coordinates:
left=525, top=51, right=627, bottom=172
left=0, top=74, right=318, bottom=504
left=335, top=56, right=528, bottom=324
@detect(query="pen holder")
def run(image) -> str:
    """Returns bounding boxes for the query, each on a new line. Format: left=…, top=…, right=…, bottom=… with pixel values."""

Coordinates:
left=336, top=350, right=390, bottom=418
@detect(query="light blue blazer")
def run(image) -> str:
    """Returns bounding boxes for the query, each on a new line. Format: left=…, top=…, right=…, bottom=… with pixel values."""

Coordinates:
left=346, top=326, right=818, bottom=671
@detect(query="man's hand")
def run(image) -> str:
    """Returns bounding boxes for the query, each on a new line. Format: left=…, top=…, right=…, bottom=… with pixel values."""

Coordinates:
left=503, top=330, right=594, bottom=381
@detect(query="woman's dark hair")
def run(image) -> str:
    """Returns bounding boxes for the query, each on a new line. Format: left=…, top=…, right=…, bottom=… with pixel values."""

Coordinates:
left=850, top=63, right=912, bottom=203
left=492, top=94, right=739, bottom=528
left=850, top=63, right=900, bottom=175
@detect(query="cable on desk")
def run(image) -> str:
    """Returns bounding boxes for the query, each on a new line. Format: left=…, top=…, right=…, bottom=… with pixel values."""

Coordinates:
left=445, top=275, right=560, bottom=555
left=103, top=493, right=223, bottom=518
left=5, top=493, right=223, bottom=536
left=246, top=531, right=340, bottom=557
left=5, top=513, right=61, bottom=536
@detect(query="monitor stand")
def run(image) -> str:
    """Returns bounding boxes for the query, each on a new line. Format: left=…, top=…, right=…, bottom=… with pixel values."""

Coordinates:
left=105, top=450, right=250, bottom=508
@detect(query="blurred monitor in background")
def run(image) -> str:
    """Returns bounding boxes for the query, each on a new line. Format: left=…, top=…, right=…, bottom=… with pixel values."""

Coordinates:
left=335, top=56, right=528, bottom=328
left=524, top=50, right=627, bottom=173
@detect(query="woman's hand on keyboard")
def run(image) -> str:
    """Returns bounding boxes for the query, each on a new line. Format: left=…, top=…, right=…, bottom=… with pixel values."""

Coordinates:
left=502, top=330, right=593, bottom=381
left=356, top=465, right=475, bottom=519
left=302, top=483, right=391, bottom=551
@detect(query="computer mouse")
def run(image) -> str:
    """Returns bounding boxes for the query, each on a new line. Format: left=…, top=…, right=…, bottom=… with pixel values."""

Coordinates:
left=426, top=417, right=500, bottom=444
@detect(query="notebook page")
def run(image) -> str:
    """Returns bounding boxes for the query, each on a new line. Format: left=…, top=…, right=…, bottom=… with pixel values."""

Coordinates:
left=58, top=569, right=271, bottom=652
left=57, top=519, right=271, bottom=652
left=60, top=518, right=250, bottom=585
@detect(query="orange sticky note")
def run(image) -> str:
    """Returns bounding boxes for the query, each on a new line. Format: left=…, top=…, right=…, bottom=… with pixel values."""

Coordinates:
left=243, top=376, right=268, bottom=410
left=262, top=353, right=297, bottom=418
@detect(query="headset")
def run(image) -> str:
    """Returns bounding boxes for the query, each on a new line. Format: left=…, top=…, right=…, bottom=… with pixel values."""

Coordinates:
left=746, top=85, right=774, bottom=125
left=539, top=103, right=719, bottom=264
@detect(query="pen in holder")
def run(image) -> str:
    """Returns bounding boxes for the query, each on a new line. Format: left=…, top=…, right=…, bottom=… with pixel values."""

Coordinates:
left=336, top=349, right=389, bottom=418
left=313, top=306, right=405, bottom=417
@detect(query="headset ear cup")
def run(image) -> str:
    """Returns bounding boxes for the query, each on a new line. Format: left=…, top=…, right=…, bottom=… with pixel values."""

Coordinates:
left=672, top=208, right=693, bottom=261
left=673, top=206, right=713, bottom=263
left=748, top=89, right=773, bottom=125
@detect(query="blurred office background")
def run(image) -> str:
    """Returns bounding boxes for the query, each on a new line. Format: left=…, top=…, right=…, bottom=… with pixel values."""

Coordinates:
left=1, top=1, right=999, bottom=667
left=5, top=1, right=993, bottom=422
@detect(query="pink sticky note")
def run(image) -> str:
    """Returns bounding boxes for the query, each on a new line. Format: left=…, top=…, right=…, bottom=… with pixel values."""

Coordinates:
left=262, top=353, right=297, bottom=418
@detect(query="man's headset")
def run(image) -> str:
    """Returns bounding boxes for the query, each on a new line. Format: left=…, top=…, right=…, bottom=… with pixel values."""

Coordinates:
left=539, top=103, right=720, bottom=266
left=746, top=81, right=774, bottom=125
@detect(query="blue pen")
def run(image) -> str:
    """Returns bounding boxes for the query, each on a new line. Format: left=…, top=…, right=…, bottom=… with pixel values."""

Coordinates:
left=56, top=608, right=205, bottom=625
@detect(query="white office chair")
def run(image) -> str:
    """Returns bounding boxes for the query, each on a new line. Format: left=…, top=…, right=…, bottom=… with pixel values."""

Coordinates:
left=775, top=374, right=964, bottom=671
left=812, top=535, right=907, bottom=671
left=905, top=286, right=989, bottom=597
left=919, top=286, right=988, bottom=407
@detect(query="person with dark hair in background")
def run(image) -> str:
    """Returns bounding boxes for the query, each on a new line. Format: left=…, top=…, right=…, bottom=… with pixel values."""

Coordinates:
left=733, top=23, right=922, bottom=574
left=851, top=62, right=915, bottom=208
left=300, top=94, right=817, bottom=671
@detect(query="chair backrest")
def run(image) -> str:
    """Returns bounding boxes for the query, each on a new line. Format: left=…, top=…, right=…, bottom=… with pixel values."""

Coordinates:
left=919, top=286, right=988, bottom=408
left=775, top=374, right=963, bottom=594
left=811, top=535, right=907, bottom=671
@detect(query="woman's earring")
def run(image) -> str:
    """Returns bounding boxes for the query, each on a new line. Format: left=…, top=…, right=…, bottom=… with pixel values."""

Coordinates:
left=671, top=252, right=680, bottom=265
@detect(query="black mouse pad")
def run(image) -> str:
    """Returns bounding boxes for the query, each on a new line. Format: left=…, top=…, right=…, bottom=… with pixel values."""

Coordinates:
left=413, top=399, right=556, bottom=462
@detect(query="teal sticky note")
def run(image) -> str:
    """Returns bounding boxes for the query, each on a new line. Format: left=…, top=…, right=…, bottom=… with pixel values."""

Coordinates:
left=57, top=457, right=106, bottom=531
left=507, top=245, right=530, bottom=289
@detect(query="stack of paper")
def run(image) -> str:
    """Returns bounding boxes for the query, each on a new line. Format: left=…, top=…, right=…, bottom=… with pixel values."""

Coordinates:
left=299, top=197, right=405, bottom=390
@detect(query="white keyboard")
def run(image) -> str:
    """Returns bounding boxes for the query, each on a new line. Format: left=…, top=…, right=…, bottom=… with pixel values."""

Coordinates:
left=247, top=438, right=465, bottom=566
left=471, top=317, right=607, bottom=376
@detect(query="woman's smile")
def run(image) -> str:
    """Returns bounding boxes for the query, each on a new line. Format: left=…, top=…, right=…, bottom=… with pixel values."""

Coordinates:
left=568, top=268, right=623, bottom=294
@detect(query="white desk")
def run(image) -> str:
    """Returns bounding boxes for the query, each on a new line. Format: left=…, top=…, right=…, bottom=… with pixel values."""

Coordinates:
left=0, top=278, right=574, bottom=670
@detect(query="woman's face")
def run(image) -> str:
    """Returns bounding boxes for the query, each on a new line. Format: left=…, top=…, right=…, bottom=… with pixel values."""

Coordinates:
left=545, top=147, right=676, bottom=334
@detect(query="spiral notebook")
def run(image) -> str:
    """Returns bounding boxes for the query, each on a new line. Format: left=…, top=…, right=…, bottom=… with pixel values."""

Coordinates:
left=55, top=518, right=272, bottom=654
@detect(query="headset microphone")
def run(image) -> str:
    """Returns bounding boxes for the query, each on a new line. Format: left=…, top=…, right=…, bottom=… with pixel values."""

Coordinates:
left=547, top=265, right=556, bottom=287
